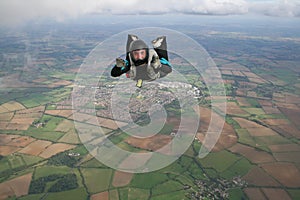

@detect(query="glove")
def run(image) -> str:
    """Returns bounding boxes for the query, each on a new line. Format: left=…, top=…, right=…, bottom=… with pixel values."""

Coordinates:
left=116, top=58, right=129, bottom=71
left=160, top=58, right=172, bottom=67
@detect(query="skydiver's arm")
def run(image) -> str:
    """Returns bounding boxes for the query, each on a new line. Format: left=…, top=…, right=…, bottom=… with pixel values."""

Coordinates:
left=111, top=58, right=130, bottom=77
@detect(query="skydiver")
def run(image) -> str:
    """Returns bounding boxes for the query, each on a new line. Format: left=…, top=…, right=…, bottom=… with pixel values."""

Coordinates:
left=111, top=34, right=172, bottom=87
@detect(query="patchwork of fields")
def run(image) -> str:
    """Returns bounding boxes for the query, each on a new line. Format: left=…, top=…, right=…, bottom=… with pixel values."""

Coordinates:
left=0, top=19, right=300, bottom=200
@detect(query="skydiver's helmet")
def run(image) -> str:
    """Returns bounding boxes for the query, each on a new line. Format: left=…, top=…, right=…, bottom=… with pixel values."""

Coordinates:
left=129, top=39, right=149, bottom=66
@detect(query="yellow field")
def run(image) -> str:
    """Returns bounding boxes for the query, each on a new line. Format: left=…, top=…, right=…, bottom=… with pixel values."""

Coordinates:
left=1, top=101, right=25, bottom=112
left=7, top=136, right=36, bottom=147
left=39, top=143, right=76, bottom=158
left=0, top=112, right=14, bottom=121
left=58, top=129, right=80, bottom=144
left=0, top=145, right=21, bottom=156
left=55, top=119, right=75, bottom=132
left=18, top=140, right=52, bottom=156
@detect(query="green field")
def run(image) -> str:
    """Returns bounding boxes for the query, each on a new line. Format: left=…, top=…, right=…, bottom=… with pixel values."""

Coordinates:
left=80, top=168, right=113, bottom=193
left=151, top=190, right=187, bottom=200
left=130, top=172, right=169, bottom=189
left=242, top=107, right=265, bottom=115
left=34, top=165, right=73, bottom=179
left=44, top=187, right=88, bottom=200
left=151, top=180, right=183, bottom=196
left=221, top=158, right=253, bottom=179
left=235, top=128, right=257, bottom=147
left=199, top=150, right=239, bottom=172
left=18, top=194, right=44, bottom=200
left=128, top=188, right=150, bottom=200
left=80, top=158, right=106, bottom=168
left=18, top=153, right=42, bottom=165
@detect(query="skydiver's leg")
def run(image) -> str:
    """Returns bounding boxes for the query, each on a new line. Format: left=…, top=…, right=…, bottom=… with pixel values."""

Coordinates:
left=159, top=64, right=172, bottom=78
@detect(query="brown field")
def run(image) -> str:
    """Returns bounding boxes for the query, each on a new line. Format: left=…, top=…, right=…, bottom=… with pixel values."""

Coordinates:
left=0, top=145, right=21, bottom=156
left=10, top=117, right=36, bottom=125
left=258, top=100, right=273, bottom=106
left=15, top=105, right=45, bottom=118
left=48, top=80, right=72, bottom=88
left=195, top=106, right=237, bottom=152
left=233, top=117, right=277, bottom=136
left=221, top=70, right=232, bottom=75
left=221, top=63, right=249, bottom=71
left=18, top=140, right=52, bottom=156
left=278, top=107, right=300, bottom=128
left=1, top=101, right=25, bottom=112
left=0, top=122, right=9, bottom=129
left=7, top=173, right=32, bottom=197
left=0, top=134, right=20, bottom=145
left=125, top=134, right=172, bottom=151
left=45, top=109, right=74, bottom=118
left=261, top=188, right=291, bottom=200
left=112, top=171, right=133, bottom=187
left=38, top=143, right=76, bottom=158
left=248, top=77, right=267, bottom=84
left=246, top=127, right=277, bottom=137
left=244, top=188, right=266, bottom=200
left=220, top=102, right=249, bottom=116
left=7, top=136, right=36, bottom=147
left=0, top=181, right=14, bottom=200
left=0, top=173, right=32, bottom=199
left=246, top=91, right=258, bottom=98
left=284, top=93, right=300, bottom=104
left=55, top=119, right=75, bottom=132
left=276, top=103, right=299, bottom=109
left=236, top=97, right=252, bottom=107
left=6, top=123, right=30, bottom=130
left=69, top=112, right=94, bottom=122
left=268, top=144, right=300, bottom=152
left=262, top=119, right=290, bottom=126
left=96, top=117, right=128, bottom=130
left=0, top=112, right=14, bottom=121
left=261, top=162, right=300, bottom=187
left=242, top=71, right=261, bottom=78
left=273, top=124, right=300, bottom=139
left=273, top=152, right=300, bottom=163
left=232, top=70, right=245, bottom=77
left=90, top=191, right=109, bottom=200
left=233, top=118, right=258, bottom=128
left=243, top=167, right=280, bottom=187
left=261, top=106, right=281, bottom=114
left=273, top=96, right=286, bottom=103
left=229, top=143, right=275, bottom=164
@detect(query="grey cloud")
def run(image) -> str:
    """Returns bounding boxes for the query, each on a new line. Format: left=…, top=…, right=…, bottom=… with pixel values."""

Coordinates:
left=249, top=0, right=300, bottom=17
left=0, top=0, right=299, bottom=26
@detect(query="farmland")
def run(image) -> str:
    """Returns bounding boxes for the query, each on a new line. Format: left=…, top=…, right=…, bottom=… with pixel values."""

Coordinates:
left=0, top=15, right=300, bottom=200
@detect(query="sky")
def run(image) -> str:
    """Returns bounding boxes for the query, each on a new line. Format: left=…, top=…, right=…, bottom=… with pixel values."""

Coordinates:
left=0, top=0, right=299, bottom=26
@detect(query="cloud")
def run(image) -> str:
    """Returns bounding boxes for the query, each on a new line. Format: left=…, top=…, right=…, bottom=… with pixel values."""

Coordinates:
left=249, top=0, right=300, bottom=17
left=0, top=0, right=299, bottom=26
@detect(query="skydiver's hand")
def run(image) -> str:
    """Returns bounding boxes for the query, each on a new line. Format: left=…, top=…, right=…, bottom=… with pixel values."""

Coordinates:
left=151, top=55, right=161, bottom=69
left=116, top=58, right=126, bottom=68
left=160, top=58, right=172, bottom=67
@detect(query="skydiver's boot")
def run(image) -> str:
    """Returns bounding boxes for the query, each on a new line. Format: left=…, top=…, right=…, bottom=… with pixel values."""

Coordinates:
left=136, top=79, right=143, bottom=88
left=152, top=36, right=168, bottom=60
